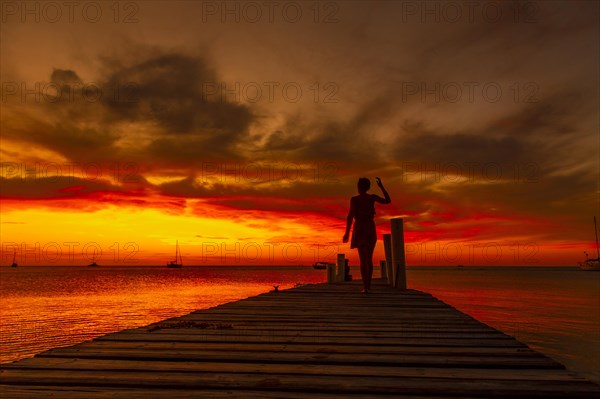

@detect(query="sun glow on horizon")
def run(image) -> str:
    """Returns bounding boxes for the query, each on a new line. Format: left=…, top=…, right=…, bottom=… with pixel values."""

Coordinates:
left=0, top=200, right=347, bottom=266
left=0, top=196, right=590, bottom=267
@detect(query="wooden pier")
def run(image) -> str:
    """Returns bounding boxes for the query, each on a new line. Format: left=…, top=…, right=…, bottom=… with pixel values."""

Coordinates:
left=1, top=280, right=599, bottom=398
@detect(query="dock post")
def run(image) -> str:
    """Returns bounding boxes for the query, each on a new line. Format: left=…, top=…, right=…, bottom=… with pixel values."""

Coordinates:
left=379, top=260, right=387, bottom=281
left=336, top=253, right=345, bottom=282
left=344, top=258, right=351, bottom=281
left=326, top=262, right=335, bottom=284
left=390, top=218, right=407, bottom=290
left=383, top=234, right=393, bottom=287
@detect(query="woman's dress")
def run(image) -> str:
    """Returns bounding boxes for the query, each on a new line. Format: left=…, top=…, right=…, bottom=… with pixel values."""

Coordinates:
left=350, top=194, right=377, bottom=249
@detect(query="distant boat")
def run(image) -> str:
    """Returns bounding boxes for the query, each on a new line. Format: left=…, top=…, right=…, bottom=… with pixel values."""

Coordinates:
left=87, top=255, right=99, bottom=267
left=312, top=261, right=330, bottom=270
left=167, top=240, right=183, bottom=268
left=10, top=249, right=17, bottom=268
left=578, top=216, right=600, bottom=271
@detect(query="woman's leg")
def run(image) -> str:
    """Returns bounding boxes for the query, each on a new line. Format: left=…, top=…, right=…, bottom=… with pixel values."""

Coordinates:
left=357, top=245, right=370, bottom=291
left=366, top=240, right=376, bottom=290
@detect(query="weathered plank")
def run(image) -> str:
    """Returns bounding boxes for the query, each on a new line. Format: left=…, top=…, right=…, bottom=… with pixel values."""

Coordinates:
left=1, top=368, right=599, bottom=398
left=128, top=324, right=500, bottom=333
left=0, top=385, right=484, bottom=399
left=35, top=339, right=544, bottom=356
left=94, top=333, right=520, bottom=346
left=102, top=329, right=509, bottom=339
left=33, top=348, right=563, bottom=369
left=3, top=358, right=584, bottom=381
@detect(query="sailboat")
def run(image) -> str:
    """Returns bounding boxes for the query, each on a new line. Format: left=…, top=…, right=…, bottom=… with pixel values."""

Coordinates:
left=312, top=261, right=330, bottom=270
left=578, top=216, right=600, bottom=271
left=167, top=240, right=183, bottom=268
left=87, top=254, right=99, bottom=267
left=10, top=249, right=17, bottom=268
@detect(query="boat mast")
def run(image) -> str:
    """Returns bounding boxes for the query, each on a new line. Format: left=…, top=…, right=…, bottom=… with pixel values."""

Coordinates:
left=175, top=240, right=182, bottom=264
left=595, top=216, right=599, bottom=259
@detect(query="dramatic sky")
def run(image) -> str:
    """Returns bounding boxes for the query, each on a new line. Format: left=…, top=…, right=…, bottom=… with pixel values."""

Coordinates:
left=1, top=1, right=598, bottom=266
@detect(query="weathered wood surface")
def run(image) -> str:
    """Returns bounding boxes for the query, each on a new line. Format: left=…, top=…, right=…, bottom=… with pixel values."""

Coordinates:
left=1, top=280, right=599, bottom=398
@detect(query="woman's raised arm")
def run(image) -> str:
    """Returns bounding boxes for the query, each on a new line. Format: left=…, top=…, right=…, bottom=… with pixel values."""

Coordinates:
left=375, top=177, right=391, bottom=204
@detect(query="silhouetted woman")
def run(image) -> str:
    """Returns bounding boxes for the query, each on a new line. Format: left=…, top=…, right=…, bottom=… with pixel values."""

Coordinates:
left=343, top=177, right=391, bottom=293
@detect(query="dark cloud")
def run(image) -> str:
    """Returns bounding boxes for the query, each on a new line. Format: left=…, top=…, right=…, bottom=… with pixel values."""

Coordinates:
left=50, top=69, right=82, bottom=85
left=102, top=53, right=253, bottom=136
left=156, top=174, right=347, bottom=204
left=258, top=96, right=394, bottom=167
left=395, top=132, right=525, bottom=167
left=392, top=90, right=596, bottom=180
left=0, top=176, right=144, bottom=199
left=1, top=50, right=256, bottom=168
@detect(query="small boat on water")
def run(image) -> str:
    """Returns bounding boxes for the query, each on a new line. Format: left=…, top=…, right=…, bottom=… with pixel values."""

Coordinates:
left=578, top=216, right=600, bottom=271
left=167, top=240, right=183, bottom=268
left=87, top=254, right=99, bottom=267
left=10, top=249, right=17, bottom=268
left=312, top=261, right=331, bottom=270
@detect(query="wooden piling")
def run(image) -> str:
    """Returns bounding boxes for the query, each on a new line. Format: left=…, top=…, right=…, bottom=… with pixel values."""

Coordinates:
left=336, top=254, right=345, bottom=283
left=379, top=260, right=387, bottom=281
left=383, top=234, right=393, bottom=287
left=326, top=263, right=335, bottom=284
left=344, top=258, right=350, bottom=282
left=390, top=218, right=407, bottom=290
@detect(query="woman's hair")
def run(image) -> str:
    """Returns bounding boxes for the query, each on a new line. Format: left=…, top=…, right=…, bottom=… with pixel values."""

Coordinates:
left=357, top=177, right=371, bottom=192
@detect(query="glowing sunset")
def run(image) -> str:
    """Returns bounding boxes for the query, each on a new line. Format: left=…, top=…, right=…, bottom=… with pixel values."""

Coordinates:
left=2, top=2, right=597, bottom=267
left=1, top=1, right=599, bottom=397
left=1, top=2, right=598, bottom=267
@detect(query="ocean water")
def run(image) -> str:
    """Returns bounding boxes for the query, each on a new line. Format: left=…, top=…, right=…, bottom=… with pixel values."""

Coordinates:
left=0, top=266, right=598, bottom=383
left=409, top=267, right=600, bottom=384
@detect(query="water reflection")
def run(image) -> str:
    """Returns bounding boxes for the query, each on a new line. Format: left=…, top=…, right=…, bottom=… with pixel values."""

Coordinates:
left=407, top=267, right=600, bottom=383
left=0, top=266, right=326, bottom=364
left=1, top=266, right=598, bottom=383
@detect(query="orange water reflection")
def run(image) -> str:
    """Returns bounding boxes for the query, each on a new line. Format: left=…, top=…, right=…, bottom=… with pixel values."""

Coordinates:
left=0, top=266, right=325, bottom=364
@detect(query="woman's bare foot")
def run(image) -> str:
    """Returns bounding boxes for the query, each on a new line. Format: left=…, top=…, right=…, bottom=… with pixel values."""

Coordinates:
left=361, top=288, right=369, bottom=294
